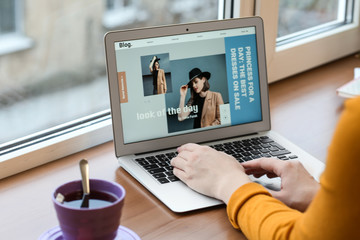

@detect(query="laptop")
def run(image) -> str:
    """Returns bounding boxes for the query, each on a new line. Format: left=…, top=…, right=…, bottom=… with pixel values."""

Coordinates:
left=104, top=17, right=325, bottom=213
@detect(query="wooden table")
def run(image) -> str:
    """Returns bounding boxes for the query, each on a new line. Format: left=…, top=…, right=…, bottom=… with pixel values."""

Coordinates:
left=0, top=54, right=358, bottom=240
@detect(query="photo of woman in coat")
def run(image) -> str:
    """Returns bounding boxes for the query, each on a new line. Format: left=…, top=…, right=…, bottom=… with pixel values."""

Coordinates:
left=178, top=67, right=224, bottom=128
left=149, top=56, right=167, bottom=94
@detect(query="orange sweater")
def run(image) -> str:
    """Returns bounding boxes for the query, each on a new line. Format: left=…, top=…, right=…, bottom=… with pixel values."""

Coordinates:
left=227, top=96, right=360, bottom=239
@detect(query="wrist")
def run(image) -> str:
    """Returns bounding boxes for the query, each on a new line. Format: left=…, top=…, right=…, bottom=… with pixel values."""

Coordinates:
left=217, top=175, right=251, bottom=204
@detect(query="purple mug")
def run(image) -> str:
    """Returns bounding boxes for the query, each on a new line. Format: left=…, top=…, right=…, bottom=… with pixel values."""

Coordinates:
left=52, top=179, right=125, bottom=240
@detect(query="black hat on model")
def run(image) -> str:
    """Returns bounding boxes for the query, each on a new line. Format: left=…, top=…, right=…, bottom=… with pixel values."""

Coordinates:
left=151, top=55, right=160, bottom=62
left=187, top=68, right=211, bottom=87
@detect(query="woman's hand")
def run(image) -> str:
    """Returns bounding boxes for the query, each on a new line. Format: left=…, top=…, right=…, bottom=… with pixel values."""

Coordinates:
left=171, top=143, right=251, bottom=204
left=178, top=85, right=190, bottom=121
left=179, top=85, right=188, bottom=97
left=242, top=158, right=320, bottom=212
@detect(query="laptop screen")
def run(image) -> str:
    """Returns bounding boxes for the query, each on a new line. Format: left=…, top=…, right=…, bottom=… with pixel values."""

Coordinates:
left=113, top=26, right=262, bottom=144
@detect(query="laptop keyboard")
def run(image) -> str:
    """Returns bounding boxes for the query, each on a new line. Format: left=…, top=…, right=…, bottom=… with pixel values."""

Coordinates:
left=210, top=136, right=298, bottom=162
left=135, top=152, right=178, bottom=184
left=134, top=136, right=297, bottom=184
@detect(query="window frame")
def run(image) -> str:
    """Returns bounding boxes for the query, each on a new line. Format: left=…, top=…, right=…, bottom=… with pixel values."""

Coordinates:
left=241, top=0, right=360, bottom=82
left=0, top=112, right=113, bottom=179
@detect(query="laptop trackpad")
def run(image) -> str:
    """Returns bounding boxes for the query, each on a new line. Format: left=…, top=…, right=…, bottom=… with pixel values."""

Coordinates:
left=250, top=175, right=281, bottom=191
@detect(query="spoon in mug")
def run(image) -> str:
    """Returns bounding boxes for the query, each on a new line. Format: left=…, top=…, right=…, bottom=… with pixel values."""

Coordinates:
left=79, top=159, right=90, bottom=208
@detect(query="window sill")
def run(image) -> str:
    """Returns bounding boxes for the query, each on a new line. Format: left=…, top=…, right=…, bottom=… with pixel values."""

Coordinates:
left=0, top=34, right=34, bottom=56
left=0, top=115, right=113, bottom=180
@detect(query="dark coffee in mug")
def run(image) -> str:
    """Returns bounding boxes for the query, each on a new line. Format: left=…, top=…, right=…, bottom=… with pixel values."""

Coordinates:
left=63, top=190, right=117, bottom=209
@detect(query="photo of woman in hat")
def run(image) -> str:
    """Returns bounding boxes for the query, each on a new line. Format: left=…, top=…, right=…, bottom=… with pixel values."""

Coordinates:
left=178, top=67, right=224, bottom=128
left=149, top=55, right=167, bottom=94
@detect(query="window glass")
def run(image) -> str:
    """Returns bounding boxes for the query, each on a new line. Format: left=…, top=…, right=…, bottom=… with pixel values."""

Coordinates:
left=0, top=0, right=16, bottom=35
left=0, top=0, right=219, bottom=148
left=278, top=0, right=353, bottom=42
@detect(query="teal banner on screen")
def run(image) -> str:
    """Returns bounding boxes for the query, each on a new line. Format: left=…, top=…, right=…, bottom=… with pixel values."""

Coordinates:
left=224, top=34, right=262, bottom=125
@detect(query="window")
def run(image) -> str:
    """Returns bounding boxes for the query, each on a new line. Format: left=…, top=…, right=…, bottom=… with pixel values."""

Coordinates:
left=240, top=0, right=360, bottom=82
left=103, top=0, right=147, bottom=28
left=0, top=0, right=220, bottom=179
left=3, top=0, right=357, bottom=179
left=0, top=0, right=33, bottom=55
left=278, top=0, right=355, bottom=43
left=103, top=0, right=220, bottom=29
left=0, top=0, right=17, bottom=35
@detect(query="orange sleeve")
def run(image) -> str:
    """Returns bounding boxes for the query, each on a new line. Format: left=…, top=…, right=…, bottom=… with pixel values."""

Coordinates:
left=227, top=96, right=360, bottom=239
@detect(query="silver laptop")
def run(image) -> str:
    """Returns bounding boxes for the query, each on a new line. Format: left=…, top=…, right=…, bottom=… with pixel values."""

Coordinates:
left=104, top=17, right=324, bottom=213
